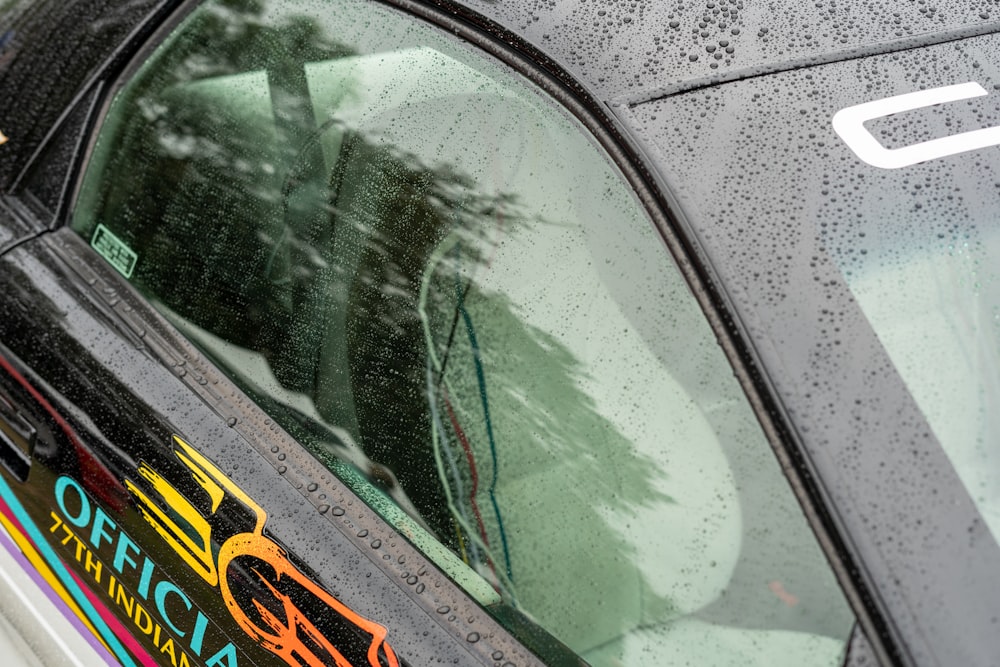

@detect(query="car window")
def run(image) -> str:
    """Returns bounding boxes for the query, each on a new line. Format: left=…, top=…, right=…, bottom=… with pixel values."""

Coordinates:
left=70, top=0, right=856, bottom=663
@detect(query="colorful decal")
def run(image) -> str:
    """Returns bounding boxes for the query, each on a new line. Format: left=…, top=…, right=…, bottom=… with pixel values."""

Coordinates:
left=0, top=353, right=399, bottom=666
left=51, top=474, right=238, bottom=667
left=0, top=354, right=151, bottom=666
left=0, top=486, right=119, bottom=665
left=125, top=435, right=401, bottom=667
left=0, top=469, right=153, bottom=667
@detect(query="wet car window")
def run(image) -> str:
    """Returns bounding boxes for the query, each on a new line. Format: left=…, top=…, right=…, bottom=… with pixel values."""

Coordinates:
left=70, top=0, right=856, bottom=663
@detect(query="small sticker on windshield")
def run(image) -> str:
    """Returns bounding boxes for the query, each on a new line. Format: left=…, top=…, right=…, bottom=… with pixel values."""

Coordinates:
left=91, top=224, right=137, bottom=278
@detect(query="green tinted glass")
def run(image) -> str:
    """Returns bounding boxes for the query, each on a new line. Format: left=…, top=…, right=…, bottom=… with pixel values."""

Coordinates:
left=72, top=0, right=855, bottom=662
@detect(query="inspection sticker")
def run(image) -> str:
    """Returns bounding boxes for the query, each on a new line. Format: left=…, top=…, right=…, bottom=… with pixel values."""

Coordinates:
left=92, top=224, right=138, bottom=278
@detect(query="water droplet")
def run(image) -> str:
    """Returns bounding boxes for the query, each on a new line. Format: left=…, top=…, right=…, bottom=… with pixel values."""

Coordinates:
left=466, top=632, right=480, bottom=643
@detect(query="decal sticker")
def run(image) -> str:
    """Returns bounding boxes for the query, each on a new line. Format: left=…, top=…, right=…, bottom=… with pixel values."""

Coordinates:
left=51, top=476, right=236, bottom=667
left=0, top=470, right=150, bottom=667
left=91, top=224, right=138, bottom=278
left=0, top=351, right=400, bottom=665
left=0, top=354, right=148, bottom=665
left=126, top=435, right=401, bottom=667
left=833, top=81, right=1000, bottom=169
left=0, top=490, right=119, bottom=665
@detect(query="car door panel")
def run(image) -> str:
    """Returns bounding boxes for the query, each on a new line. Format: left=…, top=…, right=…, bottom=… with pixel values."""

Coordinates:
left=0, top=227, right=545, bottom=667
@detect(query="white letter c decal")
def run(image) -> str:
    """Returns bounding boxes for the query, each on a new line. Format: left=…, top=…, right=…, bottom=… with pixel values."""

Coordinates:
left=833, top=82, right=1000, bottom=169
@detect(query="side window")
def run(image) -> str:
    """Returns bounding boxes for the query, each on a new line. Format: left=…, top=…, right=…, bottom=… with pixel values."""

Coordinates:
left=72, top=0, right=856, bottom=663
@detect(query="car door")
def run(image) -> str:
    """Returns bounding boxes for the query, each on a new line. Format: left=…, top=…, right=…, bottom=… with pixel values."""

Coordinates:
left=0, top=0, right=860, bottom=665
left=0, top=121, right=545, bottom=667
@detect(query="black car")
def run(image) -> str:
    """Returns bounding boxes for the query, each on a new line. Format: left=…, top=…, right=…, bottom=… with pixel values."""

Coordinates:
left=1, top=0, right=999, bottom=665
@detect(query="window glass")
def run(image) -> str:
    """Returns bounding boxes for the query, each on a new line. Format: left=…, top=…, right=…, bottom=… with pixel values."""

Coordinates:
left=72, top=0, right=855, bottom=663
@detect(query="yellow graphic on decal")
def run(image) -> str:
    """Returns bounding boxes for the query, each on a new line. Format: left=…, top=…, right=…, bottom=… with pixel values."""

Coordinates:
left=126, top=436, right=400, bottom=667
left=127, top=459, right=220, bottom=586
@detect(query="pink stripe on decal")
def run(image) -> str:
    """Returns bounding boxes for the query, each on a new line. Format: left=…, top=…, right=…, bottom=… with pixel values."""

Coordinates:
left=66, top=568, right=159, bottom=667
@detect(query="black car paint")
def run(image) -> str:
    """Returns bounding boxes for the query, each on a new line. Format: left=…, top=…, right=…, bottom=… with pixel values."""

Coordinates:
left=0, top=0, right=177, bottom=193
left=3, top=0, right=1000, bottom=665
left=432, top=0, right=1000, bottom=103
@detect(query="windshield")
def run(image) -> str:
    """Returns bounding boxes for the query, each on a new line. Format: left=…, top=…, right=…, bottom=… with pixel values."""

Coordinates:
left=626, top=30, right=1000, bottom=664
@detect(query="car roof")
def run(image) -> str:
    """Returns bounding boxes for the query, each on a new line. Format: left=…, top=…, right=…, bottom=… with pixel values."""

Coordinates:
left=2, top=0, right=997, bottom=189
left=442, top=0, right=1000, bottom=104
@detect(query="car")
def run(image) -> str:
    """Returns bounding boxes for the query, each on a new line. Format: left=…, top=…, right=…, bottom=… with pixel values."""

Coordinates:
left=1, top=0, right=999, bottom=665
